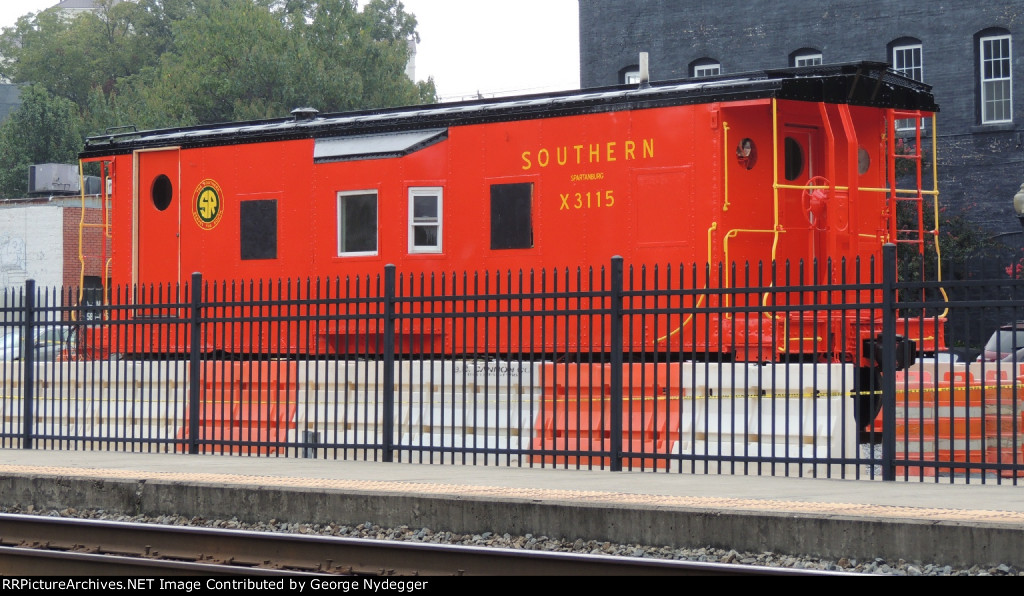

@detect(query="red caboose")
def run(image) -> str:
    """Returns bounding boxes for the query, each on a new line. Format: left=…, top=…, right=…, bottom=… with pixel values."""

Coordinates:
left=77, top=61, right=941, bottom=360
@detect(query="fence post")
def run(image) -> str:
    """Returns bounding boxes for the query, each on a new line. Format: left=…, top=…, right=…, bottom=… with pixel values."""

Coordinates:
left=21, top=279, right=35, bottom=450
left=187, top=273, right=203, bottom=455
left=383, top=264, right=396, bottom=463
left=881, top=244, right=897, bottom=481
left=609, top=257, right=624, bottom=472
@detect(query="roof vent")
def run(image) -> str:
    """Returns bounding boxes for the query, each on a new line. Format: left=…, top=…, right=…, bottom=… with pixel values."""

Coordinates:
left=291, top=107, right=319, bottom=121
left=638, top=52, right=650, bottom=88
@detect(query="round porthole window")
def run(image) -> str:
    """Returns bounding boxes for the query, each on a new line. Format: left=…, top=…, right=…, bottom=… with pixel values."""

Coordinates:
left=858, top=147, right=871, bottom=175
left=736, top=138, right=757, bottom=169
left=152, top=175, right=173, bottom=211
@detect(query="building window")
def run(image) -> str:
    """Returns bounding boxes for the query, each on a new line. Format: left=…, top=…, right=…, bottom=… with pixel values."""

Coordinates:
left=409, top=187, right=442, bottom=253
left=620, top=64, right=641, bottom=84
left=980, top=33, right=1013, bottom=124
left=694, top=64, right=720, bottom=77
left=892, top=42, right=924, bottom=131
left=690, top=58, right=721, bottom=78
left=789, top=49, right=822, bottom=68
left=337, top=190, right=378, bottom=255
left=793, top=53, right=822, bottom=67
left=490, top=183, right=533, bottom=250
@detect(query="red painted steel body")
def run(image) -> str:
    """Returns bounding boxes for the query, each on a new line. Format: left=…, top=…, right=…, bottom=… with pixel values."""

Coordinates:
left=78, top=62, right=943, bottom=360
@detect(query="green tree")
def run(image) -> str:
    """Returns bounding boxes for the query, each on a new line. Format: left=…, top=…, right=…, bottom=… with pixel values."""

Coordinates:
left=0, top=0, right=436, bottom=185
left=0, top=1, right=167, bottom=106
left=143, top=0, right=432, bottom=123
left=0, top=85, right=82, bottom=197
left=0, top=0, right=435, bottom=122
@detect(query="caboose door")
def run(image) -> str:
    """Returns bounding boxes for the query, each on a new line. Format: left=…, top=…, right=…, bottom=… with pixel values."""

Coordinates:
left=778, top=126, right=824, bottom=264
left=133, top=148, right=181, bottom=291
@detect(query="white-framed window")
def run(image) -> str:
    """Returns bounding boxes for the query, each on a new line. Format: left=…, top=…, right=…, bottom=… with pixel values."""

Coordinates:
left=892, top=43, right=924, bottom=131
left=408, top=187, right=442, bottom=254
left=893, top=44, right=923, bottom=82
left=794, top=53, right=822, bottom=67
left=624, top=70, right=641, bottom=85
left=693, top=62, right=721, bottom=77
left=981, top=34, right=1013, bottom=124
left=337, top=190, right=378, bottom=256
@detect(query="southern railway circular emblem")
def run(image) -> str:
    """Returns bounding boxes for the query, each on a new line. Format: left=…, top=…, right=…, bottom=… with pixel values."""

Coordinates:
left=193, top=179, right=224, bottom=230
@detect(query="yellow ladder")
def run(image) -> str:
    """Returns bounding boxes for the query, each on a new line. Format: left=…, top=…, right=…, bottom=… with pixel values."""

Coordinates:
left=76, top=160, right=113, bottom=319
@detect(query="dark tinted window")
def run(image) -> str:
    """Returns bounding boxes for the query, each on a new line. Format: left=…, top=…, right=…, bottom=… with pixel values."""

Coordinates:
left=490, top=183, right=533, bottom=250
left=339, top=192, right=378, bottom=254
left=240, top=200, right=278, bottom=260
left=784, top=137, right=804, bottom=181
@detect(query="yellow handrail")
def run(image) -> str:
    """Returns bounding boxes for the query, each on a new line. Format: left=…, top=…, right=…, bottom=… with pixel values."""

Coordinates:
left=76, top=159, right=114, bottom=321
left=722, top=122, right=731, bottom=212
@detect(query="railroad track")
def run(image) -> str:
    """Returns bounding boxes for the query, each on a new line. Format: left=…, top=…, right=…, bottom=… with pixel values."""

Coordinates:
left=0, top=513, right=856, bottom=576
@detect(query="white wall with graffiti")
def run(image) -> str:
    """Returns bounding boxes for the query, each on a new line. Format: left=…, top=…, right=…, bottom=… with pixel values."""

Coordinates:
left=0, top=204, right=64, bottom=293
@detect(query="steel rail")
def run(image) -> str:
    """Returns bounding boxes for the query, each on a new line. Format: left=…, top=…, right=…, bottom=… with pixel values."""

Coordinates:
left=0, top=513, right=859, bottom=577
left=0, top=546, right=322, bottom=576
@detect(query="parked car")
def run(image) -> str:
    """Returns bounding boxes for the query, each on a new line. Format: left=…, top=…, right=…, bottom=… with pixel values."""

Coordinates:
left=0, top=326, right=76, bottom=361
left=977, top=321, right=1024, bottom=363
left=917, top=351, right=963, bottom=366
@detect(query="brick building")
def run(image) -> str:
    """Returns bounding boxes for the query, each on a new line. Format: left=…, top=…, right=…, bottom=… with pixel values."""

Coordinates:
left=578, top=0, right=1024, bottom=243
left=0, top=198, right=108, bottom=299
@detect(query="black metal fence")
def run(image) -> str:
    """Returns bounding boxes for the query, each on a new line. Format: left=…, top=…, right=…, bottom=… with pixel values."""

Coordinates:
left=2, top=245, right=1023, bottom=483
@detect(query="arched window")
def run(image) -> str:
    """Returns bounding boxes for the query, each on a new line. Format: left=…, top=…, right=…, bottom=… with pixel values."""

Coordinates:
left=888, top=37, right=924, bottom=131
left=976, top=28, right=1013, bottom=124
left=789, top=48, right=822, bottom=67
left=889, top=37, right=923, bottom=81
left=689, top=58, right=721, bottom=78
left=620, top=65, right=641, bottom=85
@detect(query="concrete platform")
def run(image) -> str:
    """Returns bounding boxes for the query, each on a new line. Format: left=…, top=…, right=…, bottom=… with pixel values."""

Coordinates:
left=0, top=449, right=1022, bottom=569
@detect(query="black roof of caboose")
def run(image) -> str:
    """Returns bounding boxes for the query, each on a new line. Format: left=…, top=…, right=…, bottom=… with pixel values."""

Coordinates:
left=80, top=61, right=937, bottom=159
